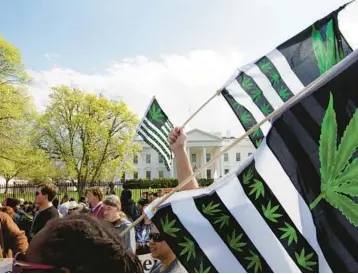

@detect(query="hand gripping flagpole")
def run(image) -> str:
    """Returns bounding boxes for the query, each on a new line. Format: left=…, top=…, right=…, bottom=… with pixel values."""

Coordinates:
left=120, top=49, right=358, bottom=237
left=112, top=96, right=156, bottom=184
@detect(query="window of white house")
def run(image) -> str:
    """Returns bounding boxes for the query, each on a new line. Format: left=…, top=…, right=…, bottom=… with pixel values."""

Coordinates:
left=236, top=153, right=241, bottom=162
left=191, top=154, right=197, bottom=162
left=159, top=170, right=164, bottom=178
left=146, top=171, right=151, bottom=179
left=206, top=153, right=211, bottom=162
left=224, top=169, right=229, bottom=174
left=159, top=154, right=164, bottom=163
left=133, top=155, right=138, bottom=164
left=224, top=153, right=229, bottom=162
left=146, top=154, right=151, bottom=164
left=206, top=169, right=212, bottom=179
left=133, top=171, right=138, bottom=179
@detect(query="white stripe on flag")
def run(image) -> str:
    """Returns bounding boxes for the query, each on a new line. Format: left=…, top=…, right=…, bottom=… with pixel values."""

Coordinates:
left=216, top=170, right=301, bottom=273
left=140, top=122, right=170, bottom=154
left=143, top=118, right=170, bottom=146
left=266, top=49, right=305, bottom=94
left=254, top=140, right=332, bottom=272
left=241, top=63, right=285, bottom=109
left=171, top=198, right=247, bottom=273
left=225, top=80, right=272, bottom=136
left=161, top=122, right=171, bottom=136
left=138, top=128, right=171, bottom=165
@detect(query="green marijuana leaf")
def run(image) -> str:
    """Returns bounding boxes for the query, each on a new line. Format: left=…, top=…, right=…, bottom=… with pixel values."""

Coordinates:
left=213, top=213, right=230, bottom=229
left=149, top=104, right=165, bottom=123
left=310, top=93, right=358, bottom=226
left=245, top=250, right=262, bottom=273
left=160, top=215, right=180, bottom=237
left=255, top=138, right=263, bottom=148
left=252, top=88, right=263, bottom=102
left=262, top=201, right=282, bottom=223
left=279, top=222, right=298, bottom=246
left=279, top=87, right=290, bottom=100
left=260, top=103, right=271, bottom=116
left=312, top=20, right=340, bottom=75
left=178, top=236, right=196, bottom=262
left=243, top=168, right=253, bottom=185
left=295, top=248, right=317, bottom=271
left=259, top=61, right=272, bottom=73
left=227, top=230, right=247, bottom=252
left=202, top=202, right=221, bottom=216
left=232, top=101, right=242, bottom=111
left=271, top=72, right=280, bottom=85
left=241, top=75, right=253, bottom=90
left=252, top=128, right=261, bottom=138
left=248, top=178, right=265, bottom=200
left=240, top=111, right=252, bottom=125
left=194, top=261, right=211, bottom=273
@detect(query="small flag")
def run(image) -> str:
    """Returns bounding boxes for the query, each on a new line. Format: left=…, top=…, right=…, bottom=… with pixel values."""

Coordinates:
left=137, top=97, right=174, bottom=171
left=221, top=4, right=353, bottom=149
left=151, top=49, right=358, bottom=273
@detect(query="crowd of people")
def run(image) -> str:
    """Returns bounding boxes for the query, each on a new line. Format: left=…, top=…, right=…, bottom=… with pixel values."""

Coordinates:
left=0, top=127, right=196, bottom=273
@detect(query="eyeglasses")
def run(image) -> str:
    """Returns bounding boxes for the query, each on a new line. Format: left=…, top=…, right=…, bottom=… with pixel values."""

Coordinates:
left=12, top=252, right=54, bottom=273
left=149, top=233, right=164, bottom=242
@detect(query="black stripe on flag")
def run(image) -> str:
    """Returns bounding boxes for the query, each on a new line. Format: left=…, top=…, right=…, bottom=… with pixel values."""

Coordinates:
left=137, top=131, right=172, bottom=171
left=266, top=53, right=358, bottom=272
left=142, top=119, right=171, bottom=151
left=237, top=161, right=319, bottom=272
left=222, top=89, right=264, bottom=148
left=194, top=192, right=273, bottom=273
left=255, top=56, right=295, bottom=102
left=237, top=73, right=274, bottom=117
left=152, top=205, right=218, bottom=273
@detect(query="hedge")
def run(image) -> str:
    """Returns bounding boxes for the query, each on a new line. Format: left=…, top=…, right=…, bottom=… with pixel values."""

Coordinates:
left=122, top=178, right=214, bottom=189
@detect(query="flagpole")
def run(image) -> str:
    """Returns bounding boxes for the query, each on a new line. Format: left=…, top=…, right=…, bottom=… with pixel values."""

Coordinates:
left=120, top=49, right=358, bottom=236
left=112, top=96, right=156, bottom=184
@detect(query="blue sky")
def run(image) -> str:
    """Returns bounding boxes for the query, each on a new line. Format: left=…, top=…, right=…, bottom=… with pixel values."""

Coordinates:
left=1, top=0, right=357, bottom=134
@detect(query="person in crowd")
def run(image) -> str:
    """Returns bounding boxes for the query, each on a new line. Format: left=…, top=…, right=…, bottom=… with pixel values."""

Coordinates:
left=140, top=192, right=149, bottom=204
left=103, top=195, right=136, bottom=254
left=5, top=198, right=22, bottom=224
left=29, top=183, right=59, bottom=241
left=58, top=194, right=70, bottom=216
left=148, top=192, right=154, bottom=203
left=120, top=189, right=140, bottom=222
left=156, top=189, right=164, bottom=198
left=69, top=198, right=75, bottom=202
left=106, top=182, right=116, bottom=195
left=149, top=225, right=187, bottom=273
left=0, top=211, right=28, bottom=259
left=135, top=205, right=152, bottom=255
left=85, top=187, right=105, bottom=219
left=67, top=201, right=80, bottom=215
left=0, top=206, right=16, bottom=220
left=137, top=198, right=148, bottom=213
left=5, top=199, right=33, bottom=237
left=52, top=196, right=63, bottom=218
left=12, top=214, right=143, bottom=273
left=60, top=193, right=69, bottom=205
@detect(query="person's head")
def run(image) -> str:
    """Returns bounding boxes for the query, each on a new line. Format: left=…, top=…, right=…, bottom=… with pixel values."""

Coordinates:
left=120, top=189, right=132, bottom=202
left=103, top=195, right=126, bottom=223
left=141, top=192, right=148, bottom=200
left=14, top=214, right=143, bottom=273
left=35, top=183, right=58, bottom=206
left=157, top=189, right=164, bottom=197
left=109, top=182, right=115, bottom=191
left=148, top=192, right=154, bottom=202
left=85, top=187, right=104, bottom=207
left=67, top=201, right=79, bottom=216
left=149, top=225, right=175, bottom=262
left=60, top=194, right=69, bottom=204
left=6, top=198, right=21, bottom=212
left=79, top=196, right=87, bottom=204
left=69, top=198, right=74, bottom=202
left=137, top=199, right=148, bottom=212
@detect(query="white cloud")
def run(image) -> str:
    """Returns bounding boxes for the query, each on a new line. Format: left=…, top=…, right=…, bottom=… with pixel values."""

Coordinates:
left=44, top=53, right=60, bottom=61
left=29, top=50, right=247, bottom=137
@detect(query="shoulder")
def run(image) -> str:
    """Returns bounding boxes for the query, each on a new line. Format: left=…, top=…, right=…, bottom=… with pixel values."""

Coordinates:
left=150, top=261, right=162, bottom=273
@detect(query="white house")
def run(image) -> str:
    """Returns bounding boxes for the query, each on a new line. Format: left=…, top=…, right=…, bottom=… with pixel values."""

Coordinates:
left=124, top=128, right=255, bottom=180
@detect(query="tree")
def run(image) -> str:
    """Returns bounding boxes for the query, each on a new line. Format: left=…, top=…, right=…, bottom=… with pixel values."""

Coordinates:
left=0, top=34, right=28, bottom=85
left=37, top=86, right=140, bottom=195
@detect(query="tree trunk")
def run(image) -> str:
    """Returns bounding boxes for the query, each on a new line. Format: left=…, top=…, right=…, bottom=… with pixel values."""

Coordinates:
left=4, top=178, right=10, bottom=194
left=77, top=176, right=86, bottom=198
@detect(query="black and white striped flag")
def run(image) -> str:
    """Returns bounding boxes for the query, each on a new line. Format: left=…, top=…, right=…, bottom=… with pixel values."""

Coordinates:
left=222, top=5, right=353, bottom=149
left=151, top=49, right=358, bottom=273
left=137, top=97, right=174, bottom=171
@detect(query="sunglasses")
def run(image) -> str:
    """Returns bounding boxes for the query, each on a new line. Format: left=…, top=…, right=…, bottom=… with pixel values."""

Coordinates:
left=149, top=233, right=164, bottom=242
left=12, top=252, right=54, bottom=273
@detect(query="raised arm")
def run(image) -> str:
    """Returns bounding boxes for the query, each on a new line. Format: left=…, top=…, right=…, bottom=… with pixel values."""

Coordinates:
left=169, top=127, right=199, bottom=191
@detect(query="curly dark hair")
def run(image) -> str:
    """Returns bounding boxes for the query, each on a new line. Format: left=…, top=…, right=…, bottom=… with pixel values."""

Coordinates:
left=30, top=214, right=143, bottom=273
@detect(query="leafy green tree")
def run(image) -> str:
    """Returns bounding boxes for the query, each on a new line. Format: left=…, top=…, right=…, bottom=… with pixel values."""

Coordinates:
left=36, top=86, right=139, bottom=195
left=0, top=34, right=28, bottom=85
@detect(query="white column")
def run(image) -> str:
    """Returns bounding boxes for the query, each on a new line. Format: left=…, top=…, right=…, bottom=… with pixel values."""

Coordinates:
left=202, top=147, right=207, bottom=179
left=214, top=147, right=219, bottom=179
left=220, top=152, right=224, bottom=177
left=170, top=158, right=175, bottom=178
